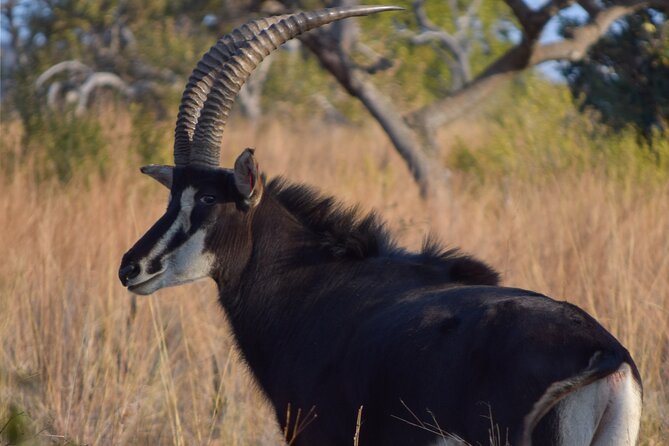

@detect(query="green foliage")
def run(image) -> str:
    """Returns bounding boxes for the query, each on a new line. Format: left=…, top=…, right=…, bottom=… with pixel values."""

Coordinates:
left=561, top=10, right=669, bottom=143
left=1, top=403, right=83, bottom=445
left=451, top=76, right=669, bottom=183
left=451, top=137, right=485, bottom=182
left=132, top=16, right=213, bottom=80
left=263, top=50, right=336, bottom=117
left=3, top=0, right=213, bottom=179
left=130, top=103, right=172, bottom=165
left=3, top=0, right=518, bottom=125
left=36, top=111, right=108, bottom=183
left=12, top=0, right=223, bottom=89
left=258, top=0, right=517, bottom=117
left=0, top=405, right=36, bottom=445
left=357, top=0, right=515, bottom=108
left=10, top=70, right=107, bottom=183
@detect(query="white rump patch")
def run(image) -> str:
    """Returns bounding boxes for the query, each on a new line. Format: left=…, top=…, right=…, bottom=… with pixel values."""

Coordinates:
left=522, top=360, right=642, bottom=446
left=556, top=376, right=610, bottom=445
left=587, top=363, right=641, bottom=446
left=427, top=437, right=468, bottom=446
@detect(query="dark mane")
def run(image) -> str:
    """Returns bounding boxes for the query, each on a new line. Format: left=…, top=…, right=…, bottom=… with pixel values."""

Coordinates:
left=266, top=178, right=500, bottom=286
left=419, top=237, right=501, bottom=286
left=267, top=178, right=398, bottom=259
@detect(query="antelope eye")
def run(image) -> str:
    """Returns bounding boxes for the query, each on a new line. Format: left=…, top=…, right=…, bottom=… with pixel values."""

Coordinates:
left=199, top=195, right=216, bottom=205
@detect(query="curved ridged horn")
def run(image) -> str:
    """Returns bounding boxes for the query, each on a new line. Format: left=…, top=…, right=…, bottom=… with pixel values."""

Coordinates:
left=173, top=15, right=289, bottom=166
left=186, top=5, right=403, bottom=167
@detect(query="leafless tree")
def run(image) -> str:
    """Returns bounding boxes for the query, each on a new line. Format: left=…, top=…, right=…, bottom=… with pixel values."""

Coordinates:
left=34, top=60, right=161, bottom=116
left=289, top=0, right=669, bottom=198
left=398, top=0, right=483, bottom=92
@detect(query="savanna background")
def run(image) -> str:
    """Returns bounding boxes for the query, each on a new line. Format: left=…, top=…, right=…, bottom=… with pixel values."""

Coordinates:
left=1, top=0, right=667, bottom=444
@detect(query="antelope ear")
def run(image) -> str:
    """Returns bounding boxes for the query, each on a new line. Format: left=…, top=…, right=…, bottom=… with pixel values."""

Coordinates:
left=234, top=148, right=262, bottom=207
left=141, top=165, right=173, bottom=189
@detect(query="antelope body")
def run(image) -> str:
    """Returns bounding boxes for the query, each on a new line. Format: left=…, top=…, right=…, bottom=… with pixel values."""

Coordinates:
left=119, top=6, right=642, bottom=445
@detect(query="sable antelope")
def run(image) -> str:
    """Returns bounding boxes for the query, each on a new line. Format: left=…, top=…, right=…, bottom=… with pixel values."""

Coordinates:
left=119, top=6, right=642, bottom=445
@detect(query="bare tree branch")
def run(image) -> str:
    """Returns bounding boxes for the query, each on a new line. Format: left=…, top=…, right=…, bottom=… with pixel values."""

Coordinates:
left=526, top=0, right=578, bottom=39
left=504, top=0, right=535, bottom=35
left=35, top=60, right=92, bottom=90
left=504, top=0, right=578, bottom=42
left=399, top=0, right=476, bottom=89
left=35, top=61, right=161, bottom=115
left=419, top=0, right=471, bottom=63
left=290, top=0, right=666, bottom=200
left=578, top=0, right=604, bottom=17
left=533, top=0, right=669, bottom=63
left=456, top=0, right=484, bottom=42
left=406, top=43, right=531, bottom=133
left=352, top=42, right=394, bottom=74
left=76, top=72, right=130, bottom=115
left=300, top=30, right=441, bottom=198
left=402, top=28, right=471, bottom=84
left=406, top=0, right=665, bottom=134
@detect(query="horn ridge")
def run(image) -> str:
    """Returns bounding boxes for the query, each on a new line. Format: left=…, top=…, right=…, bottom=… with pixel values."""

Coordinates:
left=173, top=16, right=290, bottom=166
left=188, top=5, right=403, bottom=167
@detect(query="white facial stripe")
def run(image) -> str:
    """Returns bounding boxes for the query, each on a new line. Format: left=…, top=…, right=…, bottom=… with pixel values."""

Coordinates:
left=139, top=186, right=197, bottom=274
left=167, top=227, right=215, bottom=282
left=129, top=186, right=216, bottom=295
left=179, top=186, right=196, bottom=233
left=131, top=227, right=215, bottom=295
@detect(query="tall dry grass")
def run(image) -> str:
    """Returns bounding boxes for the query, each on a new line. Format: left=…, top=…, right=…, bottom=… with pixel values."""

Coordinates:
left=0, top=115, right=667, bottom=445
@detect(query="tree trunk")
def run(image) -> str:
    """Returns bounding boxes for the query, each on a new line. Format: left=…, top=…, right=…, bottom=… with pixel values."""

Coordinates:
left=301, top=32, right=443, bottom=199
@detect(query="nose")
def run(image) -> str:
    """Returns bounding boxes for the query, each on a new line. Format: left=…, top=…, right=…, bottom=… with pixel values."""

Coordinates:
left=119, top=262, right=141, bottom=286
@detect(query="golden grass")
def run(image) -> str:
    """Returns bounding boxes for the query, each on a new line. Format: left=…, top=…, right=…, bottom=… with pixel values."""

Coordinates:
left=0, top=116, right=667, bottom=445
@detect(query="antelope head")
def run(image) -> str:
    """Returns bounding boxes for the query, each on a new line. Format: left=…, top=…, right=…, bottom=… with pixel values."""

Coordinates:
left=118, top=6, right=401, bottom=295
